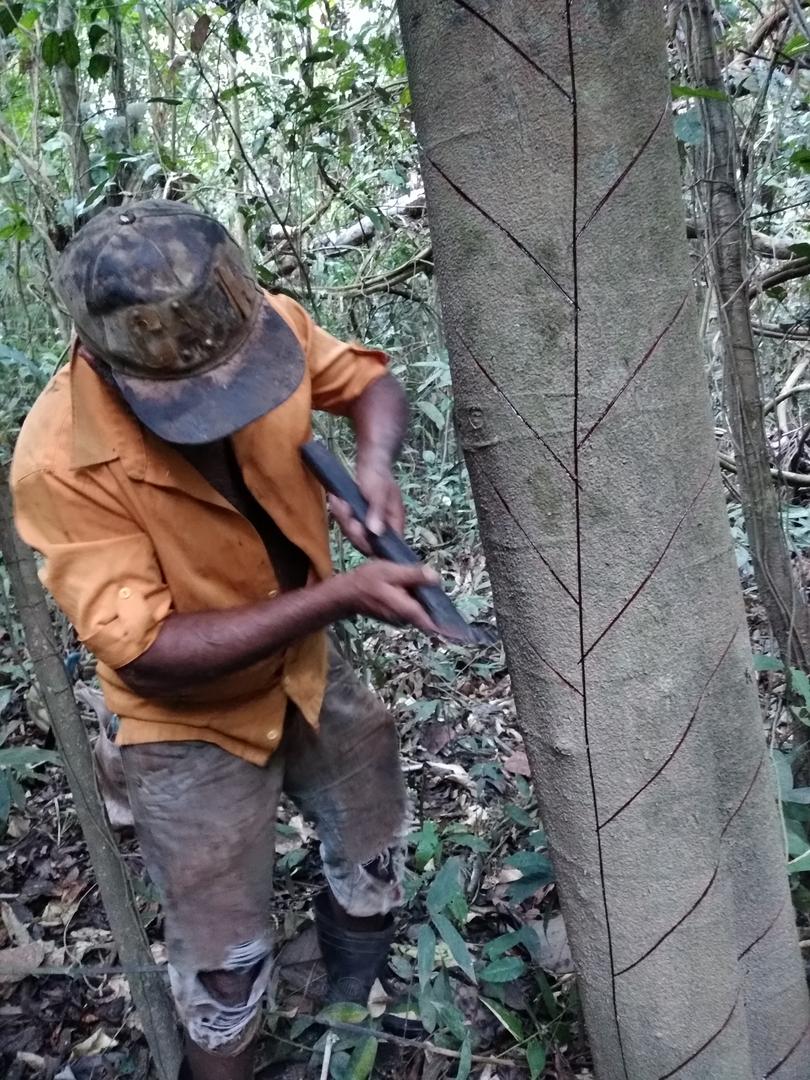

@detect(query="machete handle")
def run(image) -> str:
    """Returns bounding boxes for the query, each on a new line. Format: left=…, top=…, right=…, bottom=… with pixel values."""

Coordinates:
left=301, top=440, right=495, bottom=647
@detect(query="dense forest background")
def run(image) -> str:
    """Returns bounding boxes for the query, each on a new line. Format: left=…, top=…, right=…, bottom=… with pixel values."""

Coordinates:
left=1, top=1, right=810, bottom=1077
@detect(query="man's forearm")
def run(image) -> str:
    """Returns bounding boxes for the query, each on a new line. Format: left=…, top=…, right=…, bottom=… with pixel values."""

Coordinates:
left=350, top=372, right=408, bottom=468
left=119, top=578, right=348, bottom=698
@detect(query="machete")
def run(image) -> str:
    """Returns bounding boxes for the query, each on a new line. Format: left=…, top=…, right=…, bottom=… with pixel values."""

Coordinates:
left=301, top=439, right=495, bottom=646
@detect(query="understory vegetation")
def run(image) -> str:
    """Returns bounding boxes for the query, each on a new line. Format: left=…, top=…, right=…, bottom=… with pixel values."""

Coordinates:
left=1, top=1, right=810, bottom=1077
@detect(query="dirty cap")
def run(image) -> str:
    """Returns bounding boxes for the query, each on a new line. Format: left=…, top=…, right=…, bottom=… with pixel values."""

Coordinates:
left=54, top=199, right=304, bottom=444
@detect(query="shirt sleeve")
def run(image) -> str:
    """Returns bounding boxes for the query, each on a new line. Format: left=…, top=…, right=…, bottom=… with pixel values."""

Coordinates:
left=268, top=293, right=389, bottom=414
left=12, top=467, right=173, bottom=670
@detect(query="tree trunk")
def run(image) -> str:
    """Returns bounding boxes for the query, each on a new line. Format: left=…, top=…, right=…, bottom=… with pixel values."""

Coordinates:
left=398, top=2, right=810, bottom=1077
left=53, top=0, right=92, bottom=202
left=0, top=469, right=182, bottom=1080
left=685, top=0, right=810, bottom=767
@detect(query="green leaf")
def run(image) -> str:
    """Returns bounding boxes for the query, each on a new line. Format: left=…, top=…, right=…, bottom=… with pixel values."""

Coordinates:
left=61, top=28, right=80, bottom=68
left=412, top=819, right=441, bottom=870
left=790, top=149, right=810, bottom=173
left=0, top=771, right=11, bottom=827
left=526, top=1038, right=547, bottom=1080
left=417, top=923, right=436, bottom=989
left=788, top=849, right=810, bottom=874
left=435, top=1000, right=468, bottom=1042
left=0, top=3, right=22, bottom=35
left=316, top=1002, right=368, bottom=1025
left=784, top=787, right=810, bottom=805
left=484, top=924, right=542, bottom=963
left=671, top=84, right=728, bottom=101
left=345, top=1037, right=377, bottom=1080
left=41, top=29, right=61, bottom=67
left=88, top=53, right=111, bottom=80
left=773, top=751, right=794, bottom=799
left=790, top=668, right=810, bottom=711
left=754, top=654, right=783, bottom=672
left=416, top=400, right=445, bottom=430
left=88, top=23, right=107, bottom=50
left=432, top=913, right=476, bottom=983
left=480, top=997, right=525, bottom=1040
left=227, top=20, right=248, bottom=54
left=455, top=1036, right=472, bottom=1080
left=426, top=856, right=463, bottom=917
left=0, top=747, right=61, bottom=769
left=505, top=851, right=554, bottom=878
left=674, top=108, right=704, bottom=145
left=783, top=33, right=809, bottom=58
left=303, top=48, right=335, bottom=64
left=479, top=956, right=526, bottom=983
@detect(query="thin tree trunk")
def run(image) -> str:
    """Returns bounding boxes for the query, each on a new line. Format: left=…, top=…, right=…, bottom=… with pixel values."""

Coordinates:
left=399, top=2, right=810, bottom=1077
left=0, top=469, right=182, bottom=1080
left=53, top=0, right=92, bottom=202
left=686, top=0, right=810, bottom=764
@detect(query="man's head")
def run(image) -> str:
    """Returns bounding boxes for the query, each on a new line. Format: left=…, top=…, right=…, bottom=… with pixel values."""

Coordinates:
left=55, top=200, right=303, bottom=444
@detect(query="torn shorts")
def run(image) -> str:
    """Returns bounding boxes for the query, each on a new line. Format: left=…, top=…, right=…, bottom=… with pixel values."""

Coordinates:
left=118, top=647, right=408, bottom=1056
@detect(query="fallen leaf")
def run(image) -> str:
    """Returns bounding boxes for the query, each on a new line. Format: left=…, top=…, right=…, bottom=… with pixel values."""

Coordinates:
left=1, top=902, right=31, bottom=946
left=503, top=750, right=531, bottom=777
left=16, top=1051, right=45, bottom=1070
left=70, top=1027, right=118, bottom=1057
left=189, top=14, right=210, bottom=53
left=0, top=940, right=46, bottom=984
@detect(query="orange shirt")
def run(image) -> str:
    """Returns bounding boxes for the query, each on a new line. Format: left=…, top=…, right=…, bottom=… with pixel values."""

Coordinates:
left=11, top=293, right=388, bottom=765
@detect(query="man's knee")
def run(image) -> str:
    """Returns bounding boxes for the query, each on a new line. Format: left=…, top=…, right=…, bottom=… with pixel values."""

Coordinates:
left=171, top=939, right=273, bottom=1056
left=323, top=837, right=407, bottom=918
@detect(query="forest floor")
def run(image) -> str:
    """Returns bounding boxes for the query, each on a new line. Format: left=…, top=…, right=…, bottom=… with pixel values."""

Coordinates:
left=0, top=541, right=592, bottom=1080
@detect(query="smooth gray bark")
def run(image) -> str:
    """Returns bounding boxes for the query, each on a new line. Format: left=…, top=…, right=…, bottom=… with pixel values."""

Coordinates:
left=398, top=2, right=810, bottom=1077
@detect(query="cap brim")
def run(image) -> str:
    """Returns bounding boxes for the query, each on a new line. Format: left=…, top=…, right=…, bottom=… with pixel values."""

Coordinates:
left=111, top=300, right=305, bottom=444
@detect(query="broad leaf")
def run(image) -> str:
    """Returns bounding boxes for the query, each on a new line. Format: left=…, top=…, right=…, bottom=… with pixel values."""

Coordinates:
left=479, top=956, right=526, bottom=984
left=61, top=28, right=80, bottom=69
left=526, top=1038, right=547, bottom=1080
left=345, top=1037, right=377, bottom=1080
left=455, top=1036, right=472, bottom=1080
left=316, top=1002, right=368, bottom=1025
left=480, top=996, right=525, bottom=1040
left=426, top=855, right=463, bottom=917
left=417, top=923, right=436, bottom=989
left=432, top=913, right=476, bottom=983
left=88, top=53, right=111, bottom=81
left=41, top=30, right=61, bottom=67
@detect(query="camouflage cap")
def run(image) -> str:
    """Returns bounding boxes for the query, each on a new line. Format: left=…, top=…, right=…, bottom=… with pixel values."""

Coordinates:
left=55, top=199, right=304, bottom=444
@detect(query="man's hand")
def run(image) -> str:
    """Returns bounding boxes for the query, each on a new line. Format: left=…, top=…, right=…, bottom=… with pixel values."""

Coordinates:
left=330, top=458, right=405, bottom=553
left=332, top=561, right=440, bottom=636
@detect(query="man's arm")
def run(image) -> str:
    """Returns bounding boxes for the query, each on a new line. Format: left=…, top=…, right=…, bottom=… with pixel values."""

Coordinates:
left=119, top=560, right=438, bottom=698
left=331, top=372, right=409, bottom=548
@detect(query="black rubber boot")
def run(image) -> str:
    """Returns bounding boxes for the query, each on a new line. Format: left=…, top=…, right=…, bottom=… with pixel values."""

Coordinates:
left=313, top=891, right=395, bottom=1005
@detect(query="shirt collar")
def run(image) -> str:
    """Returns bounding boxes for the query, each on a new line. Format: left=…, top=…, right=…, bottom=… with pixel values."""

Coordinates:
left=70, top=345, right=147, bottom=478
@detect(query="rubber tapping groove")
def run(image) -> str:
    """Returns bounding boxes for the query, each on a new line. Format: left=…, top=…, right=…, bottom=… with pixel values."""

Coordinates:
left=599, top=625, right=740, bottom=830
left=738, top=894, right=787, bottom=961
left=453, top=328, right=579, bottom=485
left=578, top=294, right=688, bottom=449
left=577, top=102, right=670, bottom=239
left=449, top=0, right=572, bottom=101
left=657, top=989, right=741, bottom=1079
left=428, top=157, right=577, bottom=307
left=582, top=463, right=714, bottom=662
left=480, top=471, right=579, bottom=605
left=764, top=1017, right=810, bottom=1077
left=566, top=7, right=628, bottom=1077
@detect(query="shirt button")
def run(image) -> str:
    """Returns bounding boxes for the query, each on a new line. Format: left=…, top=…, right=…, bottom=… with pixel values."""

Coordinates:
left=119, top=587, right=132, bottom=599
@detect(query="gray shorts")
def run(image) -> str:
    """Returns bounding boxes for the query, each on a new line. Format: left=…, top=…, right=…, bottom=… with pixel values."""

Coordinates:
left=119, top=647, right=408, bottom=1055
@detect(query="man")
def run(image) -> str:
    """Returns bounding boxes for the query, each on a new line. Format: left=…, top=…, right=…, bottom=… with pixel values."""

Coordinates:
left=11, top=199, right=440, bottom=1079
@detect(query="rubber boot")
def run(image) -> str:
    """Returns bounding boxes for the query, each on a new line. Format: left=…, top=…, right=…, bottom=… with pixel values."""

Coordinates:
left=313, top=891, right=394, bottom=1005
